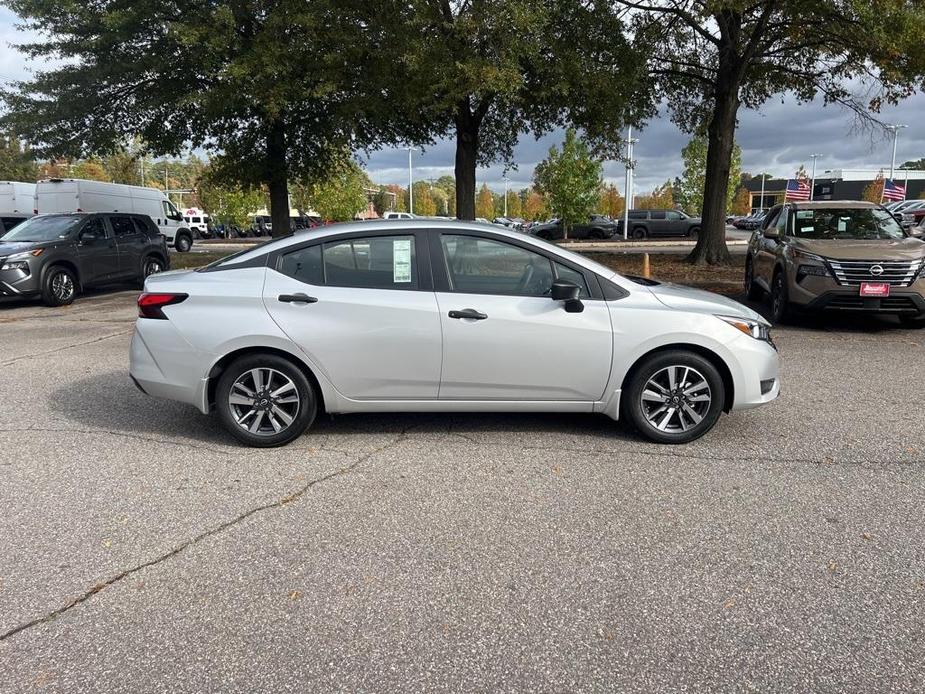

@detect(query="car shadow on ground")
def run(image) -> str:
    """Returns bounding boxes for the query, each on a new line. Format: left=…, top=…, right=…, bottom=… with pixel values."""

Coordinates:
left=50, top=370, right=646, bottom=449
left=0, top=283, right=140, bottom=310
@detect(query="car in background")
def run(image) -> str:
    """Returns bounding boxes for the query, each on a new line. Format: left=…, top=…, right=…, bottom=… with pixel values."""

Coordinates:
left=0, top=212, right=169, bottom=306
left=744, top=200, right=925, bottom=326
left=130, top=220, right=779, bottom=448
left=734, top=212, right=768, bottom=231
left=35, top=178, right=193, bottom=252
left=0, top=181, right=36, bottom=237
left=622, top=209, right=701, bottom=239
left=382, top=211, right=415, bottom=220
left=183, top=208, right=213, bottom=239
left=530, top=215, right=618, bottom=240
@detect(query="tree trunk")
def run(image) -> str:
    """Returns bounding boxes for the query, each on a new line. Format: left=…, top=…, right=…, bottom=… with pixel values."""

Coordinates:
left=454, top=104, right=479, bottom=220
left=267, top=118, right=289, bottom=237
left=687, top=77, right=740, bottom=265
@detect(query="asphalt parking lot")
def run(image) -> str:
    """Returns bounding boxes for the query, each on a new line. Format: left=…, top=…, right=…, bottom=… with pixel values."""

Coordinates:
left=1, top=289, right=924, bottom=692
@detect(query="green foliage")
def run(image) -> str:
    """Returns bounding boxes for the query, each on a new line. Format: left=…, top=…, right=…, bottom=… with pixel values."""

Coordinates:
left=295, top=158, right=369, bottom=222
left=198, top=172, right=266, bottom=228
left=475, top=184, right=495, bottom=219
left=677, top=133, right=741, bottom=215
left=0, top=132, right=39, bottom=181
left=533, top=129, right=602, bottom=234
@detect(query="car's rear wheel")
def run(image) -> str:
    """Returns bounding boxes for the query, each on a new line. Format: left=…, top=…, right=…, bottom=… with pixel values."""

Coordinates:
left=632, top=227, right=647, bottom=240
left=140, top=255, right=164, bottom=285
left=175, top=234, right=192, bottom=252
left=216, top=354, right=317, bottom=447
left=623, top=350, right=725, bottom=444
left=689, top=226, right=700, bottom=240
left=770, top=270, right=791, bottom=324
left=41, top=265, right=78, bottom=306
left=744, top=256, right=762, bottom=300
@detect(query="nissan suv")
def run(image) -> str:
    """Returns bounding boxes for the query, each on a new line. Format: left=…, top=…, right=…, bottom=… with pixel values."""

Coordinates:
left=0, top=213, right=170, bottom=306
left=744, top=201, right=925, bottom=326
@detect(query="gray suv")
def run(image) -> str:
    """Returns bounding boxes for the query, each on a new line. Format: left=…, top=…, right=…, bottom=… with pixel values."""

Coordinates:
left=0, top=213, right=169, bottom=306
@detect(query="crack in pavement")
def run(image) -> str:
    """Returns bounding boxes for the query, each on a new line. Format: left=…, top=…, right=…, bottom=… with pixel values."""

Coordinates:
left=0, top=426, right=414, bottom=643
left=0, top=329, right=133, bottom=367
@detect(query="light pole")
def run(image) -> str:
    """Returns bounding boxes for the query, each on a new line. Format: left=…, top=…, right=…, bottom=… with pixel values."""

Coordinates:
left=622, top=126, right=637, bottom=240
left=503, top=177, right=510, bottom=217
left=759, top=173, right=765, bottom=213
left=886, top=124, right=908, bottom=181
left=406, top=147, right=414, bottom=214
left=809, top=153, right=823, bottom=200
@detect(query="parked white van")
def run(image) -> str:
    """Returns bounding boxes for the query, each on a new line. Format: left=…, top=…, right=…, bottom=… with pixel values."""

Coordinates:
left=183, top=207, right=212, bottom=238
left=0, top=181, right=36, bottom=236
left=35, top=178, right=194, bottom=251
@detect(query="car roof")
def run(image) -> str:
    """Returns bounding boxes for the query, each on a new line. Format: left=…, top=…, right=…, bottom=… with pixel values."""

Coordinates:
left=217, top=219, right=622, bottom=278
left=787, top=200, right=881, bottom=210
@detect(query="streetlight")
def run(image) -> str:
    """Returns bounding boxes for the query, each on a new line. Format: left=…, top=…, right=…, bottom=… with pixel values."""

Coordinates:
left=622, top=126, right=637, bottom=240
left=503, top=177, right=510, bottom=217
left=406, top=147, right=414, bottom=214
left=886, top=124, right=908, bottom=181
left=809, top=153, right=823, bottom=200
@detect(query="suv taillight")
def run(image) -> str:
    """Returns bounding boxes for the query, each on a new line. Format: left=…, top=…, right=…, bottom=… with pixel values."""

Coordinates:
left=137, top=292, right=188, bottom=319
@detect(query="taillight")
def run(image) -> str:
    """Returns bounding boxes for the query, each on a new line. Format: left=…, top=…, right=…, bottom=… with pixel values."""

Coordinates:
left=137, top=292, right=188, bottom=319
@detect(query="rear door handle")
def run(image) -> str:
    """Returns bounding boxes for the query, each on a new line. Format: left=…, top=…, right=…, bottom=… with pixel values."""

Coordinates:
left=278, top=293, right=318, bottom=304
left=448, top=309, right=487, bottom=320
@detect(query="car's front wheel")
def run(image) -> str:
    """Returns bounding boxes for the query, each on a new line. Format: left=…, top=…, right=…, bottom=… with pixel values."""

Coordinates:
left=623, top=350, right=725, bottom=444
left=41, top=265, right=78, bottom=306
left=215, top=354, right=317, bottom=447
left=770, top=270, right=791, bottom=324
left=632, top=227, right=647, bottom=240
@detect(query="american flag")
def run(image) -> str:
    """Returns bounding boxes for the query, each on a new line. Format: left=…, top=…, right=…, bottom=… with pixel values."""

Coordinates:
left=883, top=178, right=907, bottom=202
left=785, top=179, right=811, bottom=201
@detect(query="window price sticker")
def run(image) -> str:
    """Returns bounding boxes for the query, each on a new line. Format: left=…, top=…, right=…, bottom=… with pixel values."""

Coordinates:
left=393, top=239, right=412, bottom=283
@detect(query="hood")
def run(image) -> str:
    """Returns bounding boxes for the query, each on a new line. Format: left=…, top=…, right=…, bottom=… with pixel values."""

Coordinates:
left=644, top=281, right=766, bottom=323
left=790, top=237, right=925, bottom=261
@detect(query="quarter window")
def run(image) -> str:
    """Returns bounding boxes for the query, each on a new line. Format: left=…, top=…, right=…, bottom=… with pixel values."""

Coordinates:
left=441, top=235, right=554, bottom=297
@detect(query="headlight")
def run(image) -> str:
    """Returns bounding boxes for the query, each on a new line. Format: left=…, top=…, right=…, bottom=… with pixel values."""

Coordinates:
left=716, top=315, right=773, bottom=343
left=0, top=260, right=30, bottom=272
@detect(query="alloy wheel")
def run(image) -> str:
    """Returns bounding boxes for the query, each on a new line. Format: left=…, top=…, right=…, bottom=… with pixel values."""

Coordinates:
left=228, top=368, right=301, bottom=436
left=52, top=271, right=75, bottom=302
left=639, top=365, right=712, bottom=433
left=144, top=259, right=163, bottom=277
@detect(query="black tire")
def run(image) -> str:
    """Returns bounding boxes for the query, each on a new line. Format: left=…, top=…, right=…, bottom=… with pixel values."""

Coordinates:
left=689, top=226, right=700, bottom=240
left=215, top=354, right=317, bottom=447
left=40, top=265, right=78, bottom=307
left=770, top=269, right=791, bottom=324
left=589, top=228, right=606, bottom=239
left=744, top=256, right=762, bottom=300
left=623, top=350, right=725, bottom=444
left=632, top=226, right=647, bottom=240
left=138, top=255, right=165, bottom=288
left=175, top=234, right=192, bottom=252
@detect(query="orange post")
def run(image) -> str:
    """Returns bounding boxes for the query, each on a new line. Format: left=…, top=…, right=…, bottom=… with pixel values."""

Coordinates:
left=642, top=253, right=650, bottom=279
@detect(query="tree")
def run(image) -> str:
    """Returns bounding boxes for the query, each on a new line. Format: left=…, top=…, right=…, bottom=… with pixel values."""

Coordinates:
left=622, top=0, right=925, bottom=264
left=731, top=187, right=751, bottom=216
left=862, top=172, right=885, bottom=204
left=2, top=0, right=423, bottom=236
left=430, top=186, right=450, bottom=216
left=523, top=190, right=549, bottom=220
left=372, top=188, right=393, bottom=216
left=0, top=132, right=39, bottom=181
left=533, top=129, right=602, bottom=237
left=900, top=158, right=925, bottom=171
left=636, top=182, right=675, bottom=210
left=411, top=181, right=437, bottom=216
left=599, top=183, right=624, bottom=218
left=475, top=183, right=495, bottom=219
left=198, top=169, right=266, bottom=228
left=677, top=132, right=741, bottom=216
left=294, top=158, right=369, bottom=222
left=434, top=175, right=457, bottom=217
left=397, top=0, right=649, bottom=219
left=503, top=190, right=522, bottom=218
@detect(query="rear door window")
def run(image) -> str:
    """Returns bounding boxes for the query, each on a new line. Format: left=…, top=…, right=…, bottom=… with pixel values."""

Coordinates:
left=278, top=235, right=417, bottom=290
left=650, top=211, right=666, bottom=220
left=110, top=216, right=137, bottom=238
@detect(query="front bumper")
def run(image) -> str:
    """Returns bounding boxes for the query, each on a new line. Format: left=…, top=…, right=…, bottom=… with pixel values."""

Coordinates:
left=728, top=334, right=781, bottom=411
left=805, top=290, right=925, bottom=315
left=0, top=265, right=41, bottom=297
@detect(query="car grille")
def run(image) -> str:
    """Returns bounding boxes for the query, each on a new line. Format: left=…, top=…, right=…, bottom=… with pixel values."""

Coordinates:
left=828, top=260, right=922, bottom=287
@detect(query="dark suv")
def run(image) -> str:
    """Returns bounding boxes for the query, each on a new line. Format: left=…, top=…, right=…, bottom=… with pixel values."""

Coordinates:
left=0, top=213, right=169, bottom=306
left=624, top=209, right=701, bottom=239
left=530, top=214, right=618, bottom=240
left=744, top=201, right=925, bottom=325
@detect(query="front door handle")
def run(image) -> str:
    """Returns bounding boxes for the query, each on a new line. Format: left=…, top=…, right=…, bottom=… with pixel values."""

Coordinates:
left=448, top=308, right=487, bottom=320
left=278, top=293, right=318, bottom=304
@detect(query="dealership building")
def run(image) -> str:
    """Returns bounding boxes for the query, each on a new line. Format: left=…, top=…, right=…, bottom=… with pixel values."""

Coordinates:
left=743, top=169, right=925, bottom=211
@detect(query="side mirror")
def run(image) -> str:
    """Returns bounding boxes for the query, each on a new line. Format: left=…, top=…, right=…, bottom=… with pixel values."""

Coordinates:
left=550, top=280, right=584, bottom=313
left=762, top=226, right=779, bottom=239
left=893, top=213, right=905, bottom=224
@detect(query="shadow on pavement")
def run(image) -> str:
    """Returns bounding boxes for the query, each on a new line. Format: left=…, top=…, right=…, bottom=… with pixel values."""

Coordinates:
left=50, top=370, right=641, bottom=447
left=0, top=283, right=140, bottom=311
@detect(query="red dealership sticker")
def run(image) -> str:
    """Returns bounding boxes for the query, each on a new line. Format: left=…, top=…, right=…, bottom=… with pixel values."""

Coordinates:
left=860, top=282, right=890, bottom=297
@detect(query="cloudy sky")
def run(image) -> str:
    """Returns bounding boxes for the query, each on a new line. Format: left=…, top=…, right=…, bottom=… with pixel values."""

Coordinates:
left=2, top=7, right=923, bottom=193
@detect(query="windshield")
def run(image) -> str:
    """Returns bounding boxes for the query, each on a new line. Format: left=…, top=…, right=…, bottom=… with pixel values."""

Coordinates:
left=792, top=208, right=905, bottom=240
left=2, top=215, right=82, bottom=242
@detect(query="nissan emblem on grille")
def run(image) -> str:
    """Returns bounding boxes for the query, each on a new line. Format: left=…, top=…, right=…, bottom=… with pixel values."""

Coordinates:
left=870, top=265, right=884, bottom=276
